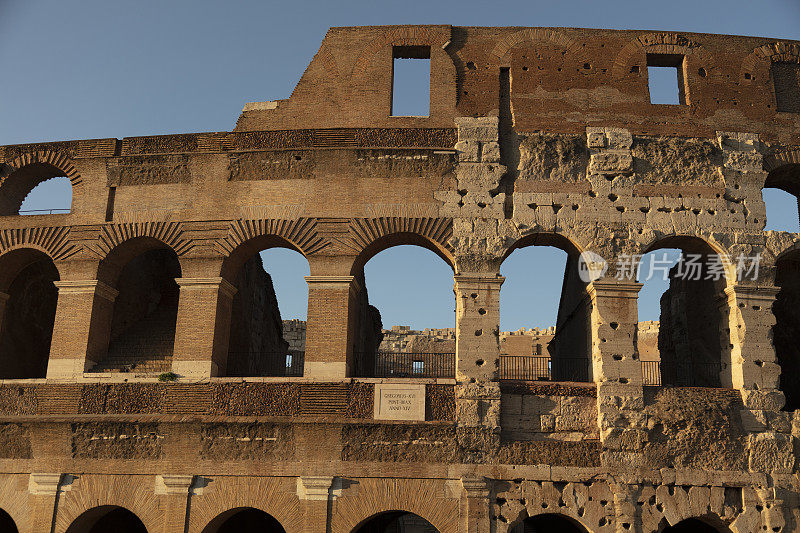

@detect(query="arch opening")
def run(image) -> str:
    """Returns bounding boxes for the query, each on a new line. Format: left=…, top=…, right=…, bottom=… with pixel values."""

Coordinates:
left=201, top=507, right=286, bottom=533
left=509, top=513, right=589, bottom=532
left=65, top=505, right=147, bottom=533
left=499, top=235, right=592, bottom=383
left=661, top=517, right=728, bottom=532
left=773, top=249, right=800, bottom=410
left=0, top=163, right=72, bottom=216
left=764, top=163, right=800, bottom=232
left=353, top=243, right=455, bottom=379
left=91, top=241, right=181, bottom=374
left=0, top=248, right=59, bottom=378
left=0, top=508, right=18, bottom=533
left=223, top=244, right=309, bottom=377
left=352, top=510, right=439, bottom=533
left=637, top=237, right=731, bottom=388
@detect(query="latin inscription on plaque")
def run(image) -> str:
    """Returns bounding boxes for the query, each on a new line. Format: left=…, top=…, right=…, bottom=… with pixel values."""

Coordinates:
left=373, top=384, right=425, bottom=421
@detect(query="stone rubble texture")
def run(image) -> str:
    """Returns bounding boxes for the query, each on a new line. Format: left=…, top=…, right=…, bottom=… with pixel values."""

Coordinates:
left=0, top=24, right=797, bottom=532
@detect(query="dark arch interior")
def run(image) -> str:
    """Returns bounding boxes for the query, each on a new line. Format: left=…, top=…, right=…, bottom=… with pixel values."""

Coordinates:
left=353, top=511, right=439, bottom=533
left=65, top=506, right=147, bottom=533
left=224, top=247, right=308, bottom=377
left=639, top=239, right=728, bottom=388
left=500, top=242, right=592, bottom=383
left=202, top=507, right=286, bottom=533
left=0, top=509, right=18, bottom=533
left=773, top=252, right=800, bottom=410
left=510, top=513, right=588, bottom=532
left=0, top=163, right=71, bottom=216
left=92, top=248, right=181, bottom=373
left=662, top=517, right=723, bottom=532
left=0, top=253, right=59, bottom=378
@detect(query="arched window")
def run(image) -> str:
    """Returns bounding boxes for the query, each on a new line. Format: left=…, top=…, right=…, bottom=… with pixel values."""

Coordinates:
left=225, top=246, right=309, bottom=377
left=201, top=507, right=286, bottom=533
left=499, top=235, right=591, bottom=382
left=637, top=237, right=731, bottom=388
left=91, top=240, right=181, bottom=374
left=0, top=163, right=72, bottom=215
left=65, top=506, right=147, bottom=533
left=0, top=509, right=18, bottom=533
left=352, top=241, right=455, bottom=379
left=510, top=513, right=589, bottom=532
left=0, top=248, right=59, bottom=378
left=763, top=163, right=800, bottom=232
left=773, top=249, right=800, bottom=410
left=353, top=511, right=439, bottom=533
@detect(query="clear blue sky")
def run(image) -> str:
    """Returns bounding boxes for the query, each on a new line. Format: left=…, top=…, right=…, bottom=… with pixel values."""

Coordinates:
left=2, top=0, right=799, bottom=330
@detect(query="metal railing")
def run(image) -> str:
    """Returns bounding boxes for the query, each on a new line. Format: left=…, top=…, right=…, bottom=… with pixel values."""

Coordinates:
left=18, top=208, right=71, bottom=215
left=642, top=360, right=722, bottom=387
left=368, top=351, right=455, bottom=378
left=226, top=351, right=305, bottom=377
left=499, top=356, right=591, bottom=382
left=641, top=360, right=662, bottom=386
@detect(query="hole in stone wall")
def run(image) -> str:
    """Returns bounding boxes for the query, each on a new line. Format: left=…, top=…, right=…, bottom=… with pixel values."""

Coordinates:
left=391, top=45, right=431, bottom=117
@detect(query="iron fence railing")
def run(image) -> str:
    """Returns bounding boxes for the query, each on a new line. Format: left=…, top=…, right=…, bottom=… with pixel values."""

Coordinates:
left=226, top=351, right=305, bottom=377
left=498, top=356, right=591, bottom=382
left=641, top=360, right=661, bottom=386
left=18, top=208, right=71, bottom=215
left=365, top=351, right=456, bottom=378
left=656, top=360, right=722, bottom=388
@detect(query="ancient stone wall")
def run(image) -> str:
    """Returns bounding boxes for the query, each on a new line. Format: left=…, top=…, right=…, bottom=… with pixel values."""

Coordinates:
left=0, top=24, right=798, bottom=533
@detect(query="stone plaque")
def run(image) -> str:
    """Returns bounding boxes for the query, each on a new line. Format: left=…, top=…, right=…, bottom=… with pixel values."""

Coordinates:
left=374, top=384, right=425, bottom=421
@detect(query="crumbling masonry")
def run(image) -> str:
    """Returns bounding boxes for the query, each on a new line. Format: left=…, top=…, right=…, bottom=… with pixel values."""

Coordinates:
left=0, top=25, right=798, bottom=532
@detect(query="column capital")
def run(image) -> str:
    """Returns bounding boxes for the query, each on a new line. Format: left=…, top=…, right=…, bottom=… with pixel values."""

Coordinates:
left=296, top=476, right=342, bottom=501
left=304, top=275, right=361, bottom=293
left=54, top=280, right=119, bottom=302
left=460, top=476, right=491, bottom=498
left=28, top=473, right=65, bottom=496
left=731, top=284, right=780, bottom=300
left=590, top=279, right=643, bottom=297
left=155, top=474, right=195, bottom=495
left=454, top=274, right=505, bottom=286
left=176, top=277, right=237, bottom=299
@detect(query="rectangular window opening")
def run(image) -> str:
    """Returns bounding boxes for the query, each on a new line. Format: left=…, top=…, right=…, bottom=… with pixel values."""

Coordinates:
left=391, top=45, right=430, bottom=117
left=647, top=54, right=686, bottom=105
left=772, top=62, right=800, bottom=113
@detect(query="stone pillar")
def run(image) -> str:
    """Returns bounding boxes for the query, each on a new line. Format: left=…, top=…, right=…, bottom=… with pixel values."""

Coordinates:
left=454, top=274, right=503, bottom=429
left=729, top=285, right=781, bottom=391
left=28, top=473, right=65, bottom=533
left=589, top=279, right=646, bottom=467
left=459, top=476, right=490, bottom=533
left=304, top=276, right=358, bottom=379
left=47, top=280, right=118, bottom=379
left=297, top=476, right=339, bottom=533
left=172, top=277, right=237, bottom=378
left=155, top=474, right=193, bottom=533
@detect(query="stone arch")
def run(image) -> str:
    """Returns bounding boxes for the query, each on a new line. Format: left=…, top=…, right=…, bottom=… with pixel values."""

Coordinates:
left=91, top=236, right=183, bottom=373
left=489, top=28, right=584, bottom=64
left=0, top=247, right=60, bottom=378
left=639, top=235, right=734, bottom=388
left=508, top=512, right=591, bottom=533
left=741, top=41, right=800, bottom=84
left=63, top=506, right=147, bottom=533
left=200, top=507, right=287, bottom=533
left=92, top=222, right=191, bottom=272
left=499, top=232, right=592, bottom=382
left=186, top=478, right=302, bottom=533
left=349, top=221, right=456, bottom=276
left=351, top=510, right=440, bottom=533
left=217, top=231, right=311, bottom=377
left=760, top=161, right=800, bottom=232
left=350, top=26, right=451, bottom=79
left=1, top=151, right=81, bottom=216
left=0, top=227, right=76, bottom=262
left=331, top=478, right=458, bottom=533
left=54, top=475, right=160, bottom=533
left=660, top=515, right=732, bottom=532
left=611, top=32, right=721, bottom=84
